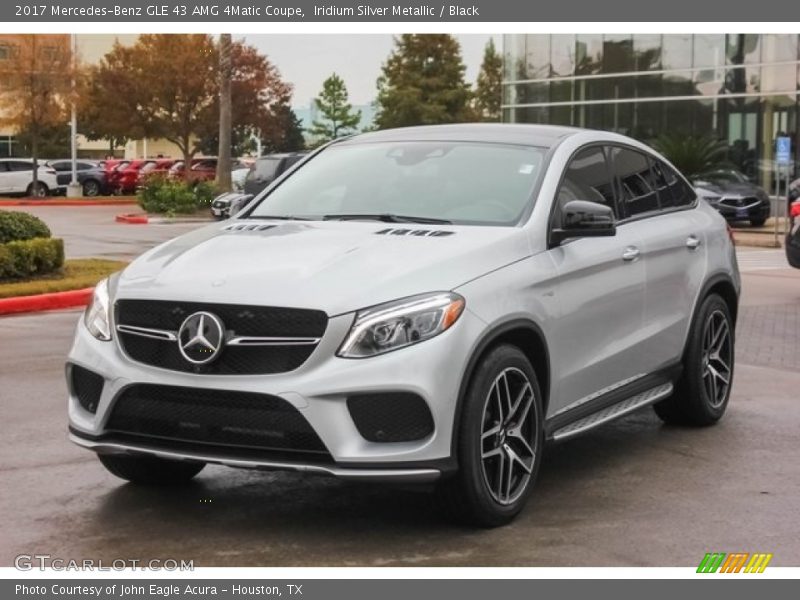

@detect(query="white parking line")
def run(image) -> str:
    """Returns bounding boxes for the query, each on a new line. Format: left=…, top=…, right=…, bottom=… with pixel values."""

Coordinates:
left=736, top=248, right=790, bottom=272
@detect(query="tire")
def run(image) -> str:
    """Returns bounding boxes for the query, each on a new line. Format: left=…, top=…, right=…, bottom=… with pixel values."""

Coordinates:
left=26, top=182, right=48, bottom=198
left=437, top=344, right=544, bottom=527
left=98, top=453, right=205, bottom=485
left=750, top=218, right=767, bottom=227
left=654, top=293, right=734, bottom=426
left=82, top=179, right=101, bottom=197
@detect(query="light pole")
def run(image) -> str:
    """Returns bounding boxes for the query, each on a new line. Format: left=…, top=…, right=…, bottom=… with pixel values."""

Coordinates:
left=67, top=33, right=82, bottom=197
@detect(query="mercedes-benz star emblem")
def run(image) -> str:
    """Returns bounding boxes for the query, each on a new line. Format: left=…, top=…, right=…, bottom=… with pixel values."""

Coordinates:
left=177, top=311, right=225, bottom=365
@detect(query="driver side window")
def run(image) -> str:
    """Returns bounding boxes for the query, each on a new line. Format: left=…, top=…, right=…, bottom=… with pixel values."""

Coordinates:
left=554, top=147, right=617, bottom=228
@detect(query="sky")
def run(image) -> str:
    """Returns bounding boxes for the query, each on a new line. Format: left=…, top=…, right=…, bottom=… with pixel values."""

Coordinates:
left=245, top=34, right=501, bottom=109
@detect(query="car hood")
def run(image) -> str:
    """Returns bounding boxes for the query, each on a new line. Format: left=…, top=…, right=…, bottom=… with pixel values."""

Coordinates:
left=116, top=220, right=531, bottom=315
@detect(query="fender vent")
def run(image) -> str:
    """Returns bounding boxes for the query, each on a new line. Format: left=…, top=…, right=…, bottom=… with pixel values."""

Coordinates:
left=375, top=228, right=455, bottom=237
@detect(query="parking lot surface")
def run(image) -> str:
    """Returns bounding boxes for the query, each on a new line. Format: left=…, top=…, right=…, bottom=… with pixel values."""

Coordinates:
left=0, top=208, right=798, bottom=567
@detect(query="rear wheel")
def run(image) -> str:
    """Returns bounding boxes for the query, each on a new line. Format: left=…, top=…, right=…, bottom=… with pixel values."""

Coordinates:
left=82, top=179, right=101, bottom=197
left=98, top=453, right=205, bottom=485
left=26, top=182, right=48, bottom=198
left=437, top=344, right=543, bottom=527
left=654, top=293, right=734, bottom=425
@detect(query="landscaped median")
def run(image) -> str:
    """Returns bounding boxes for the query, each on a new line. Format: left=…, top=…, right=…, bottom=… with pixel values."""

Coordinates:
left=0, top=258, right=127, bottom=315
left=0, top=209, right=126, bottom=315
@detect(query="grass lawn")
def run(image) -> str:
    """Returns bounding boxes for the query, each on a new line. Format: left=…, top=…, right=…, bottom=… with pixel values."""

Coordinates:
left=0, top=259, right=127, bottom=299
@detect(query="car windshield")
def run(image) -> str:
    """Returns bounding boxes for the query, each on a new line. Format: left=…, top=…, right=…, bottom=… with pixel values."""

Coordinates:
left=247, top=141, right=546, bottom=226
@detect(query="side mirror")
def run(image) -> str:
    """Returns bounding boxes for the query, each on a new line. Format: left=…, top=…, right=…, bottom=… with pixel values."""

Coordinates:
left=551, top=200, right=616, bottom=246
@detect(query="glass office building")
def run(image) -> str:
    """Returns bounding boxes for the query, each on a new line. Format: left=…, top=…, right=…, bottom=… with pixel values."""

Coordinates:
left=502, top=34, right=799, bottom=188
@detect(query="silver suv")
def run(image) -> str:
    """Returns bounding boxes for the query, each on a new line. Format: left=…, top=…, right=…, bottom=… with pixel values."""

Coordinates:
left=67, top=125, right=739, bottom=526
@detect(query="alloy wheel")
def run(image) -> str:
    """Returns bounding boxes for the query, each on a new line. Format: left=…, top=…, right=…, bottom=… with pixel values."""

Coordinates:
left=702, top=309, right=732, bottom=408
left=480, top=367, right=538, bottom=505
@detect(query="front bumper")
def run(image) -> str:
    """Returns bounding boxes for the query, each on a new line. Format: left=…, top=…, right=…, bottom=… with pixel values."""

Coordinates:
left=713, top=200, right=770, bottom=221
left=66, top=306, right=485, bottom=479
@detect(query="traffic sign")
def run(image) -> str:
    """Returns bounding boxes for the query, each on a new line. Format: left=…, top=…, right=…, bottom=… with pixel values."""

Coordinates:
left=776, top=136, right=791, bottom=165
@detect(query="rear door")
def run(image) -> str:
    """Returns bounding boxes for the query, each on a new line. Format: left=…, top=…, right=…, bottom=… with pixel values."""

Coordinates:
left=546, top=145, right=648, bottom=414
left=614, top=147, right=708, bottom=370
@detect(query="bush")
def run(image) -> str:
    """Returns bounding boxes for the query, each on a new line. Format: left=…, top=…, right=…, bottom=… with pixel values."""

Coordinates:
left=137, top=175, right=218, bottom=215
left=0, top=210, right=52, bottom=244
left=0, top=237, right=64, bottom=280
left=651, top=134, right=731, bottom=179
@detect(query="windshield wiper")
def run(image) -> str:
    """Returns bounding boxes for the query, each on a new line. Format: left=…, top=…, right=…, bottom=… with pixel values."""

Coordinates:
left=323, top=213, right=452, bottom=224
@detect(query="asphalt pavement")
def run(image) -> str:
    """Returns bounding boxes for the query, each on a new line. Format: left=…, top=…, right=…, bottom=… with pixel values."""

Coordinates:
left=0, top=207, right=798, bottom=567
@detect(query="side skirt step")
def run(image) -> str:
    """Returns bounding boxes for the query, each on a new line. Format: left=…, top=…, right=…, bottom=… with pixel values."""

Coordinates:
left=550, top=382, right=673, bottom=442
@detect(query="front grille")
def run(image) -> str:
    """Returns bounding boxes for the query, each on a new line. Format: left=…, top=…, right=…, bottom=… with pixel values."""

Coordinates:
left=70, top=364, right=104, bottom=413
left=106, top=384, right=330, bottom=460
left=347, top=392, right=434, bottom=443
left=720, top=196, right=759, bottom=208
left=115, top=299, right=327, bottom=375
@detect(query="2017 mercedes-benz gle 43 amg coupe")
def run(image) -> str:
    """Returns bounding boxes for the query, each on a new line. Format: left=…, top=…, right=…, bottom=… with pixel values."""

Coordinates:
left=67, top=124, right=739, bottom=526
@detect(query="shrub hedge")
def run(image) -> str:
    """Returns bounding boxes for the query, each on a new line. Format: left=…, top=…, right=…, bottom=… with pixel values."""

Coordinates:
left=0, top=237, right=65, bottom=280
left=0, top=210, right=52, bottom=244
left=137, top=175, right=217, bottom=215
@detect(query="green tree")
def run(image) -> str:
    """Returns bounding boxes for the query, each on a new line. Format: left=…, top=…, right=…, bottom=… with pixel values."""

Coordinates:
left=271, top=104, right=306, bottom=152
left=310, top=73, right=361, bottom=142
left=474, top=38, right=502, bottom=122
left=375, top=34, right=473, bottom=129
left=652, top=134, right=731, bottom=179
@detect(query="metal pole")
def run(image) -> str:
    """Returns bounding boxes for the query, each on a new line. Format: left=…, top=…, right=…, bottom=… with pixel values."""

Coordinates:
left=67, top=33, right=81, bottom=197
left=774, top=161, right=779, bottom=247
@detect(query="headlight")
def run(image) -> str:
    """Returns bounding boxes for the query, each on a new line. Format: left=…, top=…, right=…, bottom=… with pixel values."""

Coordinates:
left=337, top=292, right=465, bottom=358
left=695, top=188, right=722, bottom=204
left=84, top=278, right=111, bottom=341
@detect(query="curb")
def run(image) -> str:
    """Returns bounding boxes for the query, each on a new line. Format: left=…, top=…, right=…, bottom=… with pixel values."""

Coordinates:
left=115, top=213, right=149, bottom=224
left=0, top=198, right=138, bottom=207
left=0, top=287, right=93, bottom=315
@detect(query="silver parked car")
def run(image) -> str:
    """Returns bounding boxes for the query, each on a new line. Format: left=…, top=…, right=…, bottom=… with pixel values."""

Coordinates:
left=67, top=125, right=739, bottom=526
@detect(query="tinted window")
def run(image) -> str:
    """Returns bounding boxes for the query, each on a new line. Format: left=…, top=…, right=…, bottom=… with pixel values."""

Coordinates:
left=250, top=158, right=280, bottom=181
left=661, top=161, right=696, bottom=207
left=649, top=160, right=674, bottom=208
left=554, top=147, right=617, bottom=226
left=248, top=142, right=546, bottom=226
left=49, top=161, right=69, bottom=171
left=612, top=148, right=659, bottom=217
left=8, top=161, right=33, bottom=172
left=78, top=162, right=97, bottom=170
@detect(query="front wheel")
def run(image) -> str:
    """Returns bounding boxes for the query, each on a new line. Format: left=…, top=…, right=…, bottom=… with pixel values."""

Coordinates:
left=654, top=293, right=734, bottom=425
left=98, top=453, right=205, bottom=485
left=437, top=344, right=543, bottom=527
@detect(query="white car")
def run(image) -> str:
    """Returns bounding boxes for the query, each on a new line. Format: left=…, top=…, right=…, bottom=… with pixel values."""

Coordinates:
left=0, top=158, right=60, bottom=197
left=67, top=124, right=740, bottom=526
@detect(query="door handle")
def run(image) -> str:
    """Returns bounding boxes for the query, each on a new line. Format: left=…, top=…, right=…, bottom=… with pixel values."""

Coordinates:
left=622, top=246, right=640, bottom=262
left=686, top=235, right=701, bottom=250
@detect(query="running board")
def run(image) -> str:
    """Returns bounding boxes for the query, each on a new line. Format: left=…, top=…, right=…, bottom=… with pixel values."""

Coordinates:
left=550, top=382, right=674, bottom=442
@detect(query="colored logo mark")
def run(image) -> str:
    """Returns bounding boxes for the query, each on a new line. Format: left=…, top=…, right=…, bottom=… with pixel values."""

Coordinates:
left=697, top=552, right=773, bottom=573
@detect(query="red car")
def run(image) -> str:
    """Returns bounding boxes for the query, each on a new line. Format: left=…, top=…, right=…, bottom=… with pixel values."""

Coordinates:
left=135, top=158, right=176, bottom=188
left=168, top=157, right=218, bottom=185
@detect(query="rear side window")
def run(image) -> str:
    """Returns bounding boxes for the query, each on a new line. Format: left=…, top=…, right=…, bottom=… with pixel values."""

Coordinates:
left=660, top=161, right=696, bottom=207
left=250, top=158, right=280, bottom=180
left=611, top=147, right=659, bottom=218
left=555, top=147, right=617, bottom=226
left=7, top=161, right=33, bottom=172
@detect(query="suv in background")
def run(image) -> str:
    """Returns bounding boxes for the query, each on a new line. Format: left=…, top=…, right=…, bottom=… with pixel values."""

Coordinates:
left=0, top=159, right=60, bottom=197
left=243, top=153, right=306, bottom=196
left=67, top=125, right=739, bottom=526
left=46, top=159, right=110, bottom=197
left=211, top=154, right=306, bottom=219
